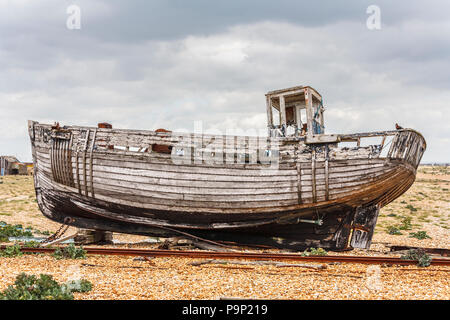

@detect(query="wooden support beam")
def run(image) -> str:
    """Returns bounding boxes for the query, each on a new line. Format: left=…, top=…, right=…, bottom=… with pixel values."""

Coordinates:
left=305, top=134, right=340, bottom=144
left=82, top=129, right=90, bottom=196
left=386, top=133, right=399, bottom=159
left=350, top=205, right=380, bottom=249
left=380, top=135, right=386, bottom=149
left=295, top=105, right=302, bottom=132
left=41, top=233, right=77, bottom=248
left=309, top=87, right=322, bottom=102
left=324, top=146, right=329, bottom=201
left=266, top=96, right=273, bottom=128
left=74, top=228, right=113, bottom=245
left=67, top=135, right=74, bottom=187
left=296, top=161, right=302, bottom=204
left=311, top=148, right=317, bottom=203
left=75, top=150, right=81, bottom=194
left=305, top=88, right=313, bottom=138
left=279, top=95, right=286, bottom=127
left=89, top=129, right=97, bottom=198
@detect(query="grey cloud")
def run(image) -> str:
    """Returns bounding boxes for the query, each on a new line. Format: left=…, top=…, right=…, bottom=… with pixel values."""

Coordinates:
left=0, top=1, right=449, bottom=164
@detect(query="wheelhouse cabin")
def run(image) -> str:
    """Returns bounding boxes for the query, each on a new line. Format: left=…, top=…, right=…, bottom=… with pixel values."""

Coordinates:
left=266, top=86, right=325, bottom=138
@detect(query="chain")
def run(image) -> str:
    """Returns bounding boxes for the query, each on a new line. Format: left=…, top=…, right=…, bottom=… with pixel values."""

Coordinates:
left=40, top=217, right=73, bottom=245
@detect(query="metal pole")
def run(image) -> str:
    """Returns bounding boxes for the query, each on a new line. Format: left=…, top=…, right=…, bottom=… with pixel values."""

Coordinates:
left=1, top=157, right=4, bottom=176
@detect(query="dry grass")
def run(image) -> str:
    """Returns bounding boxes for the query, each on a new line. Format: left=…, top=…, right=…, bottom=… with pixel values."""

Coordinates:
left=0, top=166, right=449, bottom=300
left=374, top=165, right=450, bottom=248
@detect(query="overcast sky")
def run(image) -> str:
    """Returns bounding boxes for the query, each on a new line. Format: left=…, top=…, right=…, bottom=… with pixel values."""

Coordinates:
left=0, top=0, right=449, bottom=163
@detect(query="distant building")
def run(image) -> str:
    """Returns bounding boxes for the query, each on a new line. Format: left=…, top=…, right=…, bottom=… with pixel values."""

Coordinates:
left=0, top=156, right=29, bottom=175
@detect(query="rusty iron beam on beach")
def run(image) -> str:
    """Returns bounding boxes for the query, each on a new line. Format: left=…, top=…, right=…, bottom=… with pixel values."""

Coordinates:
left=2, top=245, right=449, bottom=266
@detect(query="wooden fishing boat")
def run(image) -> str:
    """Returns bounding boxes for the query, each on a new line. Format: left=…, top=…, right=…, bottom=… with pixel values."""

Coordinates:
left=28, top=85, right=426, bottom=250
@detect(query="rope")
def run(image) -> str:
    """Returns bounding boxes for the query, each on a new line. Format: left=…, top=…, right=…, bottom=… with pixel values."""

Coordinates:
left=313, top=98, right=324, bottom=134
left=314, top=98, right=323, bottom=119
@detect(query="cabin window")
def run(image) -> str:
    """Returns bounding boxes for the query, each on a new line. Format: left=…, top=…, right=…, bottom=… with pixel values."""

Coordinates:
left=272, top=106, right=280, bottom=126
left=286, top=107, right=295, bottom=124
left=300, top=109, right=307, bottom=124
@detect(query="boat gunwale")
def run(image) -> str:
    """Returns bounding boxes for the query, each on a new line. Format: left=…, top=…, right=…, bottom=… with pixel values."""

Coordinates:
left=28, top=120, right=426, bottom=150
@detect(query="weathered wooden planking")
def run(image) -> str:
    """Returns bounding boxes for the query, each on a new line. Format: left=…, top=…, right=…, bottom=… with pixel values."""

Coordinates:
left=36, top=155, right=395, bottom=196
left=35, top=163, right=413, bottom=214
left=37, top=163, right=403, bottom=208
left=31, top=122, right=423, bottom=217
left=350, top=204, right=380, bottom=249
left=38, top=149, right=396, bottom=188
left=36, top=142, right=392, bottom=168
left=36, top=149, right=391, bottom=182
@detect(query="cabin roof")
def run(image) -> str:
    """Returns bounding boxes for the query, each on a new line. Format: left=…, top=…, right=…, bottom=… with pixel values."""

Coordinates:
left=265, top=85, right=322, bottom=100
left=0, top=156, right=19, bottom=163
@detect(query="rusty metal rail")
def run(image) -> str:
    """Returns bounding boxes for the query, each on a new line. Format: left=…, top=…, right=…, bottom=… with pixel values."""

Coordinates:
left=2, top=245, right=450, bottom=266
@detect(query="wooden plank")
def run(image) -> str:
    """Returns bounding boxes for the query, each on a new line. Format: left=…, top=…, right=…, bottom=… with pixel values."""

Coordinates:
left=41, top=233, right=77, bottom=248
left=83, top=129, right=90, bottom=196
left=295, top=105, right=302, bottom=132
left=280, top=95, right=286, bottom=127
left=324, top=146, right=329, bottom=201
left=296, top=161, right=302, bottom=204
left=380, top=135, right=386, bottom=149
left=350, top=205, right=380, bottom=249
left=75, top=150, right=81, bottom=194
left=50, top=138, right=56, bottom=181
left=305, top=134, right=340, bottom=144
left=311, top=148, right=316, bottom=203
left=90, top=129, right=97, bottom=198
left=68, top=134, right=75, bottom=187
left=305, top=88, right=313, bottom=138
left=266, top=96, right=273, bottom=127
left=386, top=132, right=399, bottom=159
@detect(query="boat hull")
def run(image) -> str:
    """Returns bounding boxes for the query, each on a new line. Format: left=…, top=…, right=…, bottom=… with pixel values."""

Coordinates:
left=28, top=121, right=426, bottom=250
